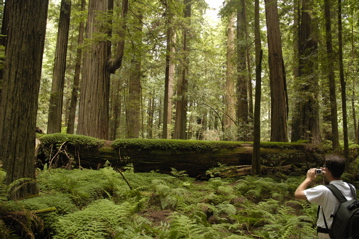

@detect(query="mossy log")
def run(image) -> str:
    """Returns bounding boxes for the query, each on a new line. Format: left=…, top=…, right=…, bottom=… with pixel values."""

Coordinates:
left=37, top=134, right=326, bottom=177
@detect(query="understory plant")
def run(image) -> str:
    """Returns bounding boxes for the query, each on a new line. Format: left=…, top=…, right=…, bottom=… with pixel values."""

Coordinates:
left=0, top=166, right=321, bottom=238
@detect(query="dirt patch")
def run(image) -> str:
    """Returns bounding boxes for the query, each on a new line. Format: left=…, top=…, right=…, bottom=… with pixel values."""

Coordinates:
left=139, top=209, right=173, bottom=226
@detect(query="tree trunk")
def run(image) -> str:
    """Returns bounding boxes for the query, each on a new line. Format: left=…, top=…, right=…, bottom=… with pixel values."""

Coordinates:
left=264, top=0, right=288, bottom=142
left=337, top=0, right=349, bottom=163
left=0, top=0, right=49, bottom=199
left=109, top=76, right=122, bottom=140
left=252, top=0, right=262, bottom=176
left=0, top=0, right=9, bottom=103
left=47, top=0, right=71, bottom=134
left=291, top=0, right=321, bottom=144
left=224, top=12, right=236, bottom=141
left=77, top=0, right=128, bottom=139
left=236, top=0, right=249, bottom=141
left=147, top=91, right=155, bottom=138
left=173, top=0, right=190, bottom=140
left=67, top=0, right=86, bottom=134
left=324, top=0, right=339, bottom=150
left=127, top=57, right=142, bottom=138
left=163, top=1, right=175, bottom=139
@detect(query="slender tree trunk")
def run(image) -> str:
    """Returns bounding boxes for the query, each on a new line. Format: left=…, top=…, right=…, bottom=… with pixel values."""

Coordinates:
left=237, top=0, right=249, bottom=141
left=224, top=12, right=236, bottom=141
left=147, top=91, right=155, bottom=138
left=163, top=2, right=175, bottom=139
left=0, top=0, right=48, bottom=199
left=252, top=0, right=262, bottom=176
left=324, top=0, right=339, bottom=150
left=174, top=0, right=190, bottom=139
left=47, top=0, right=71, bottom=134
left=337, top=0, right=348, bottom=162
left=264, top=0, right=288, bottom=142
left=67, top=0, right=85, bottom=134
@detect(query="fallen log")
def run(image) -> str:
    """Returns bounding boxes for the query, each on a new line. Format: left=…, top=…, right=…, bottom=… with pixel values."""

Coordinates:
left=37, top=133, right=326, bottom=178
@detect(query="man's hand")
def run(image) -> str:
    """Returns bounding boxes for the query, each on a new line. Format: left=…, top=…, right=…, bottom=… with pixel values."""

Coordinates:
left=294, top=168, right=318, bottom=200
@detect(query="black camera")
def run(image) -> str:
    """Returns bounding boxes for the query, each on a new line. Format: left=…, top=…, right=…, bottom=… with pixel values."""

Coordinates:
left=315, top=169, right=323, bottom=175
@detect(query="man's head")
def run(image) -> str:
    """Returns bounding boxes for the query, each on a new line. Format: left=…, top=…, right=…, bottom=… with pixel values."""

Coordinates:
left=325, top=154, right=346, bottom=179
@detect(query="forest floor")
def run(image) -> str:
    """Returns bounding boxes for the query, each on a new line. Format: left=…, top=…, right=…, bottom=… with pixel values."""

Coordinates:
left=2, top=166, right=325, bottom=238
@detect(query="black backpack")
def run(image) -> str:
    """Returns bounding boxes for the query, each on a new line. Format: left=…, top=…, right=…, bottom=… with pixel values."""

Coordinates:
left=322, top=183, right=359, bottom=239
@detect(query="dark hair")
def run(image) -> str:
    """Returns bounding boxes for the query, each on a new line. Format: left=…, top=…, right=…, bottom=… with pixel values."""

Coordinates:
left=325, top=154, right=346, bottom=178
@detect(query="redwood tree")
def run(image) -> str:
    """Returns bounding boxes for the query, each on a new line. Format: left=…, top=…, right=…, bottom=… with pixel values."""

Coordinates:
left=224, top=12, right=236, bottom=141
left=236, top=0, right=249, bottom=141
left=77, top=0, right=128, bottom=139
left=173, top=0, right=191, bottom=139
left=324, top=0, right=339, bottom=149
left=47, top=0, right=71, bottom=134
left=0, top=0, right=49, bottom=199
left=291, top=0, right=321, bottom=144
left=67, top=0, right=86, bottom=134
left=264, top=0, right=288, bottom=142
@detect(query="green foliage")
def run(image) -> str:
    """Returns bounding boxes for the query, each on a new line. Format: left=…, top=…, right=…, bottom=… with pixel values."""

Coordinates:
left=39, top=133, right=104, bottom=148
left=112, top=138, right=242, bottom=152
left=0, top=166, right=321, bottom=238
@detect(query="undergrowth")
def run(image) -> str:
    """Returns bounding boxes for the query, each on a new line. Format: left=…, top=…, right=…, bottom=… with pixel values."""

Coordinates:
left=0, top=166, right=320, bottom=238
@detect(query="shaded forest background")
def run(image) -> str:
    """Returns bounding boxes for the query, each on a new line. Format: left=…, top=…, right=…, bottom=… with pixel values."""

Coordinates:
left=27, top=0, right=359, bottom=145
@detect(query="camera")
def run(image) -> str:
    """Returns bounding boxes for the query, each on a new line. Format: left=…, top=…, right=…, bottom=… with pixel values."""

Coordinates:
left=315, top=169, right=323, bottom=175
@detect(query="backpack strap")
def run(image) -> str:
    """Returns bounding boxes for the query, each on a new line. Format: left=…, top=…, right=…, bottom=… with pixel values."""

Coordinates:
left=348, top=183, right=357, bottom=200
left=326, top=184, right=347, bottom=203
left=321, top=183, right=353, bottom=231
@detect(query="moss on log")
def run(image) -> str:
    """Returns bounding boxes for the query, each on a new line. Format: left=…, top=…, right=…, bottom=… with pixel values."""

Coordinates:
left=37, top=134, right=325, bottom=177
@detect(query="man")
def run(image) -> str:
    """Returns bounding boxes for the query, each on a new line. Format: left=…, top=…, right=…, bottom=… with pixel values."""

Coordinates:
left=295, top=154, right=356, bottom=239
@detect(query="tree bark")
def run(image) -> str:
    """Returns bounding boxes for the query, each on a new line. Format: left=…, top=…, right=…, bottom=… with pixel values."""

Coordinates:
left=252, top=0, right=262, bottom=176
left=173, top=0, right=190, bottom=139
left=264, top=0, right=288, bottom=142
left=47, top=0, right=71, bottom=134
left=236, top=0, right=249, bottom=141
left=37, top=138, right=321, bottom=178
left=0, top=0, right=49, bottom=199
left=224, top=12, right=236, bottom=141
left=291, top=0, right=321, bottom=144
left=324, top=0, right=339, bottom=150
left=67, top=0, right=86, bottom=134
left=77, top=0, right=128, bottom=139
left=163, top=0, right=175, bottom=139
left=337, top=0, right=349, bottom=163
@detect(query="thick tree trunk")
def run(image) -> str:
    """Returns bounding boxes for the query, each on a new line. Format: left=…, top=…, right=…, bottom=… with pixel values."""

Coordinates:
left=0, top=0, right=49, bottom=199
left=77, top=0, right=128, bottom=139
left=37, top=138, right=323, bottom=178
left=173, top=0, right=190, bottom=140
left=264, top=0, right=288, bottom=142
left=47, top=0, right=71, bottom=134
left=291, top=0, right=321, bottom=144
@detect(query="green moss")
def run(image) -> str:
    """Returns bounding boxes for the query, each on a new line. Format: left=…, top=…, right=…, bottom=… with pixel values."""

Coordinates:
left=39, top=133, right=104, bottom=148
left=112, top=139, right=243, bottom=152
left=259, top=141, right=305, bottom=149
